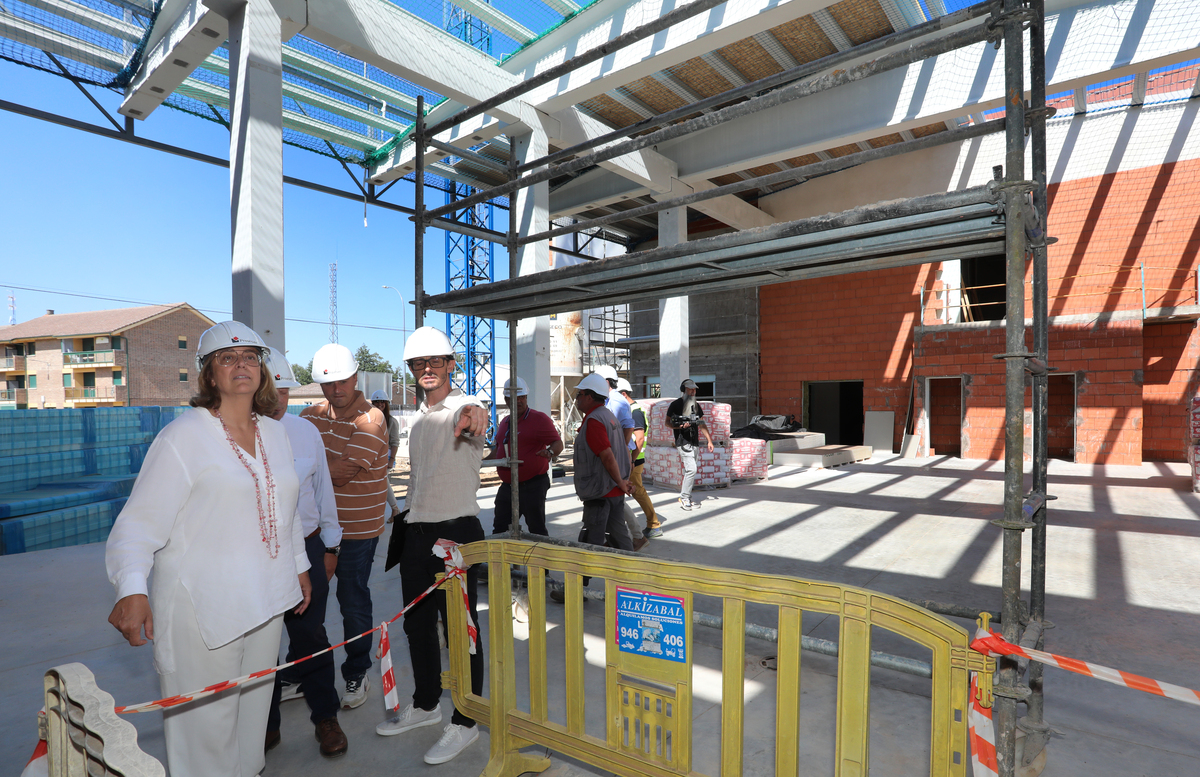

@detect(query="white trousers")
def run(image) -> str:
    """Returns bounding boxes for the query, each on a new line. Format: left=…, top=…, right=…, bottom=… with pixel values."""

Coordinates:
left=159, top=586, right=284, bottom=777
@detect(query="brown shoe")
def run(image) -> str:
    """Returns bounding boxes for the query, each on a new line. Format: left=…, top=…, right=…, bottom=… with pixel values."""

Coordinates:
left=315, top=717, right=349, bottom=757
left=264, top=729, right=281, bottom=754
left=632, top=536, right=650, bottom=552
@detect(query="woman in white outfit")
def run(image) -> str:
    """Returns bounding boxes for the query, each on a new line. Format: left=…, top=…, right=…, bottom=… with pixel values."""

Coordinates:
left=106, top=321, right=311, bottom=777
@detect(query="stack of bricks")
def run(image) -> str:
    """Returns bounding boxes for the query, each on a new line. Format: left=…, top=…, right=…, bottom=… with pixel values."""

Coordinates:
left=642, top=399, right=734, bottom=489
left=1188, top=396, right=1200, bottom=492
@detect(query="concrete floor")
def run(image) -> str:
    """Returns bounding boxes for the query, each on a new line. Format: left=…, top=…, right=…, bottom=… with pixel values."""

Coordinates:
left=4, top=454, right=1200, bottom=776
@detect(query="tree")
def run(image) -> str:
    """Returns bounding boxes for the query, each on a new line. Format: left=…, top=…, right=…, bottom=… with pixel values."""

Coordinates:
left=293, top=361, right=313, bottom=385
left=354, top=344, right=397, bottom=379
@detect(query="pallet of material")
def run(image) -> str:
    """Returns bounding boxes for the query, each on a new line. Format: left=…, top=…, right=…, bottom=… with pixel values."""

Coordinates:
left=771, top=444, right=873, bottom=469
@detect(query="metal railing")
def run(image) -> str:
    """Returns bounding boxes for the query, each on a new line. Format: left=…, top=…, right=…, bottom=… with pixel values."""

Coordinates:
left=63, top=350, right=117, bottom=366
left=445, top=539, right=992, bottom=777
left=0, top=355, right=24, bottom=370
left=0, top=388, right=27, bottom=402
left=920, top=264, right=1200, bottom=325
left=65, top=386, right=117, bottom=400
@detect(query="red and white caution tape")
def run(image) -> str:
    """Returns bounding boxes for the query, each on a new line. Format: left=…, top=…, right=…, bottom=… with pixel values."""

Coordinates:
left=970, top=629, right=1200, bottom=707
left=968, top=670, right=998, bottom=777
left=433, top=539, right=477, bottom=654
left=378, top=621, right=400, bottom=713
left=114, top=541, right=473, bottom=714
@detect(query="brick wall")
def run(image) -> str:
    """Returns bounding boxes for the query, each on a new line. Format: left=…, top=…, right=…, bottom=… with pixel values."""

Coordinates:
left=760, top=264, right=936, bottom=452
left=759, top=156, right=1198, bottom=465
left=124, top=309, right=213, bottom=406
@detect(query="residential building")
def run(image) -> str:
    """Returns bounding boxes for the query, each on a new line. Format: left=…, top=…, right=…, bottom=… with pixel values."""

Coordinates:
left=0, top=304, right=215, bottom=409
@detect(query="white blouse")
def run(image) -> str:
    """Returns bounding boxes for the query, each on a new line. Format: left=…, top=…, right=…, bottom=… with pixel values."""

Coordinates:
left=106, top=407, right=306, bottom=663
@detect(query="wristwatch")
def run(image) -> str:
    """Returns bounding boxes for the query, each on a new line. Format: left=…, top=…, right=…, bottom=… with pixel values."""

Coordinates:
left=325, top=546, right=341, bottom=557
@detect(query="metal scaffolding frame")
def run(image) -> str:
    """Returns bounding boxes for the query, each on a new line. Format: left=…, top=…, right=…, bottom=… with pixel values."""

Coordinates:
left=411, top=0, right=1052, bottom=773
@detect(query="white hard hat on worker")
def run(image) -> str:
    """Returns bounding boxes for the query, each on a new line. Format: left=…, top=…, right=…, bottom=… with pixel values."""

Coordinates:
left=312, top=343, right=358, bottom=384
left=264, top=347, right=300, bottom=388
left=195, top=321, right=269, bottom=371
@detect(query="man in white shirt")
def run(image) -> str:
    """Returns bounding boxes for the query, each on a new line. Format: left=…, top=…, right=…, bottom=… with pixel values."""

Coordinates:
left=375, top=327, right=489, bottom=766
left=264, top=349, right=348, bottom=757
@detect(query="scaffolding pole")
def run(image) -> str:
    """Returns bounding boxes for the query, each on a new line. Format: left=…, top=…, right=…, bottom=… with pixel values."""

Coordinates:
left=995, top=0, right=1033, bottom=772
left=1025, top=0, right=1054, bottom=766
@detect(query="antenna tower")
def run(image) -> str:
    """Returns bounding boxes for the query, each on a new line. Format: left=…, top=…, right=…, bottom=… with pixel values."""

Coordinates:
left=6, top=291, right=13, bottom=326
left=329, top=262, right=339, bottom=343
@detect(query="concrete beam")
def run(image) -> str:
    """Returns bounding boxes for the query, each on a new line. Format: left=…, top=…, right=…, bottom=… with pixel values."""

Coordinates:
left=119, top=0, right=230, bottom=120
left=0, top=10, right=127, bottom=72
left=504, top=0, right=830, bottom=114
left=549, top=0, right=1200, bottom=211
left=270, top=0, right=525, bottom=123
left=511, top=123, right=552, bottom=414
left=228, top=0, right=285, bottom=351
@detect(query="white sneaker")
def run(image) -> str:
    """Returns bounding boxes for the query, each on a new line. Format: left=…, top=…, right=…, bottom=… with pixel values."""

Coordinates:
left=423, top=723, right=479, bottom=764
left=376, top=703, right=442, bottom=737
left=279, top=680, right=303, bottom=703
left=341, top=675, right=370, bottom=709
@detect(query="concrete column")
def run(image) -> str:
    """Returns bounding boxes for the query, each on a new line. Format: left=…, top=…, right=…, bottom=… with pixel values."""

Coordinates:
left=228, top=0, right=285, bottom=351
left=512, top=127, right=551, bottom=412
left=658, top=206, right=688, bottom=395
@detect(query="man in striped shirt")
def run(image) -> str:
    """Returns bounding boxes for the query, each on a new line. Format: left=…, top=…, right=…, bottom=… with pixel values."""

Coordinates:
left=302, top=343, right=390, bottom=710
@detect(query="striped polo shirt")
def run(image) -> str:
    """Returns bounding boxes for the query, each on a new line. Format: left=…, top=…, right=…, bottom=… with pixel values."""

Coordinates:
left=301, top=391, right=390, bottom=540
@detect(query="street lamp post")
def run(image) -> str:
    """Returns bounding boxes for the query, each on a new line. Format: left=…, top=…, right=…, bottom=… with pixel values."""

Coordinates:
left=382, top=285, right=409, bottom=408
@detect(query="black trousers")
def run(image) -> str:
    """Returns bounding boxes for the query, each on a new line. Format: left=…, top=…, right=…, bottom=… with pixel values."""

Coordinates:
left=268, top=532, right=339, bottom=729
left=492, top=473, right=551, bottom=535
left=400, top=516, right=485, bottom=727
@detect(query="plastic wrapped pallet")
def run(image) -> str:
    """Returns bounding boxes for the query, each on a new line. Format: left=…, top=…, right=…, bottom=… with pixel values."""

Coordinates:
left=1190, top=442, right=1200, bottom=494
left=1191, top=396, right=1200, bottom=441
left=729, top=438, right=769, bottom=481
left=644, top=445, right=730, bottom=489
left=647, top=400, right=732, bottom=447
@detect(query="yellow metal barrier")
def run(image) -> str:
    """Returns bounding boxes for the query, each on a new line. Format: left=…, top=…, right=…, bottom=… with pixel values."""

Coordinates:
left=442, top=539, right=992, bottom=777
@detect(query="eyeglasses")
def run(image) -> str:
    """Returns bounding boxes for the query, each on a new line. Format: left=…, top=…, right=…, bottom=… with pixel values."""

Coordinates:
left=408, top=356, right=448, bottom=371
left=213, top=350, right=263, bottom=368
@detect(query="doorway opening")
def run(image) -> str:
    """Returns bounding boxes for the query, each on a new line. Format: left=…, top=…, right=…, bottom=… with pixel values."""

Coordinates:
left=926, top=377, right=963, bottom=457
left=805, top=381, right=864, bottom=445
left=1048, top=373, right=1076, bottom=462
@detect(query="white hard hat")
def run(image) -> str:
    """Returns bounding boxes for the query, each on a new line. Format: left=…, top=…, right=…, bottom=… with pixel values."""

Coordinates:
left=616, top=377, right=633, bottom=394
left=370, top=389, right=390, bottom=401
left=503, top=377, right=528, bottom=397
left=577, top=372, right=610, bottom=397
left=403, top=326, right=455, bottom=363
left=312, top=343, right=358, bottom=383
left=196, top=321, right=268, bottom=371
left=265, top=347, right=300, bottom=388
left=595, top=365, right=618, bottom=382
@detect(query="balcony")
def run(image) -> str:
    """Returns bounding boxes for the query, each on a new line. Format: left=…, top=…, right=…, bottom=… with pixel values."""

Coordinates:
left=0, top=388, right=27, bottom=403
left=63, top=350, right=119, bottom=368
left=64, top=386, right=122, bottom=403
left=0, top=356, right=26, bottom=372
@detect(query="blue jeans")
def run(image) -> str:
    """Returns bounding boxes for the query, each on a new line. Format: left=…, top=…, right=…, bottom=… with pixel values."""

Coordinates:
left=334, top=536, right=378, bottom=683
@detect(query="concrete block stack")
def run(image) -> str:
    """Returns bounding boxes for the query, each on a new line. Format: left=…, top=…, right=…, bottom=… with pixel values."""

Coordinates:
left=729, top=438, right=769, bottom=481
left=644, top=446, right=729, bottom=489
left=641, top=398, right=734, bottom=489
left=1189, top=396, right=1200, bottom=492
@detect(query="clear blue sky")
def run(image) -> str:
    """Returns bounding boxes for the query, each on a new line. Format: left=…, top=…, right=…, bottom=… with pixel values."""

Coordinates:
left=0, top=58, right=510, bottom=372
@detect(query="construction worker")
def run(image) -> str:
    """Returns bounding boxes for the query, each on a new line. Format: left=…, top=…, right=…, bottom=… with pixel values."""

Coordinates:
left=375, top=326, right=489, bottom=765
left=666, top=378, right=714, bottom=510
left=301, top=344, right=390, bottom=709
left=370, top=389, right=402, bottom=521
left=617, top=378, right=662, bottom=539
left=595, top=365, right=646, bottom=550
left=488, top=376, right=564, bottom=536
left=571, top=371, right=635, bottom=550
left=263, top=348, right=348, bottom=758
